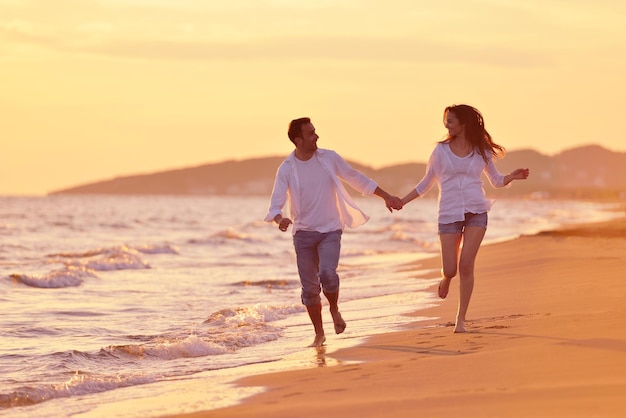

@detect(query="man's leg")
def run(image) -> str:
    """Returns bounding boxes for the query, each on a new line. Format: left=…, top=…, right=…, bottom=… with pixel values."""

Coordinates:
left=293, top=231, right=325, bottom=347
left=323, top=290, right=346, bottom=334
left=318, top=231, right=345, bottom=334
left=305, top=303, right=326, bottom=347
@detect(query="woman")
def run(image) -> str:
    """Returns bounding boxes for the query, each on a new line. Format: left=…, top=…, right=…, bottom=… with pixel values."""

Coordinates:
left=401, top=104, right=529, bottom=333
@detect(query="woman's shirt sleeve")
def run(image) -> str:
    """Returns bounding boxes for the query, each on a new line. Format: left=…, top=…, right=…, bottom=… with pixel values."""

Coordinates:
left=483, top=154, right=509, bottom=188
left=415, top=146, right=440, bottom=196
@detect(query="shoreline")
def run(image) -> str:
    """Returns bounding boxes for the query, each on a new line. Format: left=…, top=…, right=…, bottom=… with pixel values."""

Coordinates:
left=167, top=215, right=626, bottom=418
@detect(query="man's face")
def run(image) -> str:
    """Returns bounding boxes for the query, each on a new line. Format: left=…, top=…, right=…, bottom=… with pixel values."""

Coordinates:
left=297, top=122, right=319, bottom=152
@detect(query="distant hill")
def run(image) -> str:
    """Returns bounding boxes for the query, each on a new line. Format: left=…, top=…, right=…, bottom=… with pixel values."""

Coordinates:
left=49, top=145, right=626, bottom=199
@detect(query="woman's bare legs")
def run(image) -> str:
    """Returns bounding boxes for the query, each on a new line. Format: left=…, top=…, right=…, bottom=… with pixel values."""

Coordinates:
left=454, top=226, right=486, bottom=333
left=438, top=233, right=462, bottom=299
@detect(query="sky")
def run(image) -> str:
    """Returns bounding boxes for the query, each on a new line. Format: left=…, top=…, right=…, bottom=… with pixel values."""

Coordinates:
left=2, top=0, right=625, bottom=195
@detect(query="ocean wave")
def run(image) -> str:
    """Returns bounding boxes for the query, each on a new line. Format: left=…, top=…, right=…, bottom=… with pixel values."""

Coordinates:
left=9, top=267, right=98, bottom=289
left=99, top=221, right=132, bottom=229
left=132, top=243, right=179, bottom=255
left=340, top=248, right=390, bottom=257
left=1, top=325, right=284, bottom=410
left=204, top=304, right=303, bottom=326
left=0, top=371, right=155, bottom=409
left=389, top=230, right=438, bottom=249
left=358, top=218, right=431, bottom=234
left=50, top=242, right=175, bottom=259
left=48, top=249, right=104, bottom=258
left=5, top=326, right=64, bottom=337
left=236, top=251, right=274, bottom=258
left=232, top=279, right=299, bottom=289
left=214, top=228, right=256, bottom=241
left=107, top=334, right=233, bottom=359
left=63, top=246, right=150, bottom=271
left=190, top=228, right=266, bottom=245
left=96, top=305, right=301, bottom=363
left=104, top=323, right=285, bottom=362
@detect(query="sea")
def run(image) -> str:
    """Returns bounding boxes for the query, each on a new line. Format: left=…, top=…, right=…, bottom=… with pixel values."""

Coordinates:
left=0, top=194, right=621, bottom=418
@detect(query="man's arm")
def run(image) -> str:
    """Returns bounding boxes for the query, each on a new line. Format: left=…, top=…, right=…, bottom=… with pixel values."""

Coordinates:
left=264, top=163, right=290, bottom=223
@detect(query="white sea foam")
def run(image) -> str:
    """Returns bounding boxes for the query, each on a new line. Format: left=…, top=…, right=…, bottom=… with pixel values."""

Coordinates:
left=9, top=266, right=98, bottom=288
left=107, top=335, right=232, bottom=359
left=63, top=246, right=150, bottom=271
left=132, top=243, right=180, bottom=255
left=0, top=372, right=156, bottom=409
left=204, top=304, right=304, bottom=326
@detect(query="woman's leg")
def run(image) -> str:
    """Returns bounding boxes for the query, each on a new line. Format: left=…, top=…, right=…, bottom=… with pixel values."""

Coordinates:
left=438, top=233, right=462, bottom=299
left=454, top=226, right=486, bottom=333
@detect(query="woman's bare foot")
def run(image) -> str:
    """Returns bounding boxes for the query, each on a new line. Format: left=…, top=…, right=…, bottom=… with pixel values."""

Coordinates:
left=308, top=334, right=326, bottom=347
left=453, top=319, right=466, bottom=333
left=438, top=277, right=452, bottom=299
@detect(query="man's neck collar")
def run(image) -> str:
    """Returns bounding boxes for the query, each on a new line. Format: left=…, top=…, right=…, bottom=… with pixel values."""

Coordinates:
left=294, top=149, right=315, bottom=161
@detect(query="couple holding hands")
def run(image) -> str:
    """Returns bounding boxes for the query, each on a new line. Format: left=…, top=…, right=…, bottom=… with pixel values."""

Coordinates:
left=265, top=105, right=530, bottom=347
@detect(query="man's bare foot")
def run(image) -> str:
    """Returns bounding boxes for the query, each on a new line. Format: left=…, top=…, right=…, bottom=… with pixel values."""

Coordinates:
left=330, top=310, right=346, bottom=334
left=438, top=277, right=451, bottom=299
left=453, top=320, right=466, bottom=333
left=308, top=334, right=326, bottom=347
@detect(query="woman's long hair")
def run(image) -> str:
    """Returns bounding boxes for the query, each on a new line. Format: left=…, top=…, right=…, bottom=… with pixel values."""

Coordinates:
left=443, top=104, right=505, bottom=162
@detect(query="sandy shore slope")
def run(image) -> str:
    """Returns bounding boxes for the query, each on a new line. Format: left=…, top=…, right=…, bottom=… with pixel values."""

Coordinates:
left=169, top=216, right=626, bottom=418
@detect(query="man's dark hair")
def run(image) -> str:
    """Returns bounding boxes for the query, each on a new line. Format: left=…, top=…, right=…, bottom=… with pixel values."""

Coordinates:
left=287, top=117, right=311, bottom=144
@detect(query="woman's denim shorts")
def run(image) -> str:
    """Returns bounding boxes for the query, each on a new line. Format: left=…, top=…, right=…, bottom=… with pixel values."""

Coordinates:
left=438, top=212, right=488, bottom=234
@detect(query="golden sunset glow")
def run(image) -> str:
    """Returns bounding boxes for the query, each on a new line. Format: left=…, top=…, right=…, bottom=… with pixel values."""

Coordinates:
left=2, top=0, right=625, bottom=195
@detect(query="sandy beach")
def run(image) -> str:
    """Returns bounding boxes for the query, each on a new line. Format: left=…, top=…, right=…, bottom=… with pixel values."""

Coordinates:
left=169, top=213, right=626, bottom=418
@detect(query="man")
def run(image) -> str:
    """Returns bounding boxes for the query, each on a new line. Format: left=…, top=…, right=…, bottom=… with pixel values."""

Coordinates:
left=265, top=117, right=403, bottom=347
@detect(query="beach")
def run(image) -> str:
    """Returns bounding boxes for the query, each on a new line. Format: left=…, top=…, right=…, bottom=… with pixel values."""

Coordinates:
left=169, top=214, right=626, bottom=418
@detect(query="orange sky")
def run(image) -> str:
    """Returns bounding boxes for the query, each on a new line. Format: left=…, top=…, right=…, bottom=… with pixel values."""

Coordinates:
left=2, top=0, right=625, bottom=195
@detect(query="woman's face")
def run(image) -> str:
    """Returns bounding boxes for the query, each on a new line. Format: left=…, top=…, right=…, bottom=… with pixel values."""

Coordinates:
left=444, top=111, right=464, bottom=138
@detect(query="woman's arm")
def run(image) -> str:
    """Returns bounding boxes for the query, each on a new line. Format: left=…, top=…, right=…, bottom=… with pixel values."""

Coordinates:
left=503, top=168, right=530, bottom=185
left=401, top=189, right=420, bottom=206
left=402, top=145, right=439, bottom=206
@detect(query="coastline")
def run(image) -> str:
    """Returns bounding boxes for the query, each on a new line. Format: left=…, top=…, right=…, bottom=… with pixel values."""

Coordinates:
left=167, top=214, right=626, bottom=418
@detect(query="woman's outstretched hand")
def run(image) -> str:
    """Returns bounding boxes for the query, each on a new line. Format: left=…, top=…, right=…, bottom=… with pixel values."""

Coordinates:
left=511, top=168, right=530, bottom=180
left=504, top=168, right=530, bottom=185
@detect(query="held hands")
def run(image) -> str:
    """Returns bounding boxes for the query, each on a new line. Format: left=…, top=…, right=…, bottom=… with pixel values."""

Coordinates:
left=374, top=187, right=403, bottom=213
left=385, top=196, right=404, bottom=212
